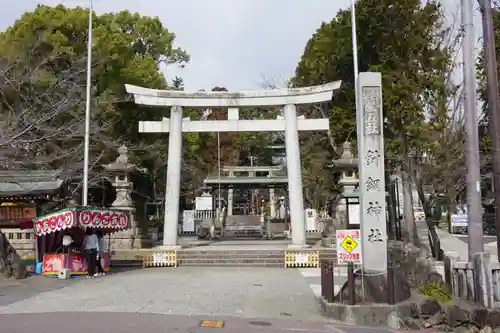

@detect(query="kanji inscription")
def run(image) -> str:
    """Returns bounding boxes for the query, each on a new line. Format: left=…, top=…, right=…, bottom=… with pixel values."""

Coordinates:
left=365, top=177, right=381, bottom=192
left=366, top=201, right=383, bottom=217
left=362, top=87, right=381, bottom=135
left=365, top=149, right=381, bottom=166
left=368, top=228, right=384, bottom=243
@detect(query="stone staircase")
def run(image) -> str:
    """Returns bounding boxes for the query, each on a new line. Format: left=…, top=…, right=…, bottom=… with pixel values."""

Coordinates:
left=177, top=249, right=284, bottom=266
left=177, top=248, right=338, bottom=267
left=110, top=248, right=338, bottom=268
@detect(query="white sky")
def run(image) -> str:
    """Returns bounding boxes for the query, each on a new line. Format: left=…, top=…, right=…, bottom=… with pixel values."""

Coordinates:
left=0, top=0, right=484, bottom=91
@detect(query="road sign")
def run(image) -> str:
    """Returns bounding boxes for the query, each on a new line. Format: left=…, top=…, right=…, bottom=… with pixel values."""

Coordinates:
left=336, top=229, right=362, bottom=264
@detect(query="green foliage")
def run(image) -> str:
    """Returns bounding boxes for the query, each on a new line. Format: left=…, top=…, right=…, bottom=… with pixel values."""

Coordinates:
left=0, top=5, right=190, bottom=204
left=291, top=0, right=460, bottom=210
left=476, top=3, right=500, bottom=158
left=293, top=0, right=450, bottom=159
left=419, top=283, right=452, bottom=303
left=0, top=5, right=189, bottom=158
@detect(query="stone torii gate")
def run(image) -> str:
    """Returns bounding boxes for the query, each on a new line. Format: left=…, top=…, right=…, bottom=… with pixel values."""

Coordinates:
left=125, top=82, right=341, bottom=249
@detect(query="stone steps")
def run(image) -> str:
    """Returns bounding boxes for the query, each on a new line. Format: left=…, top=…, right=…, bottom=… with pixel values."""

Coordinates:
left=178, top=250, right=283, bottom=266
left=110, top=249, right=338, bottom=267
left=177, top=261, right=284, bottom=267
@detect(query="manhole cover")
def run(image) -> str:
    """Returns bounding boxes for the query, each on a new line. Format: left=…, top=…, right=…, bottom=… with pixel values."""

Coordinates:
left=280, top=312, right=292, bottom=317
left=249, top=321, right=272, bottom=327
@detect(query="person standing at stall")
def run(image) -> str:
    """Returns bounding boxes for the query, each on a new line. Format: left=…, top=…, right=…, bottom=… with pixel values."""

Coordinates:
left=95, top=231, right=106, bottom=276
left=83, top=228, right=99, bottom=279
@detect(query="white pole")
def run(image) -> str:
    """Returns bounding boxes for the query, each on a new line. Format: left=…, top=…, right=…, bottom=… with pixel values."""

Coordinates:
left=351, top=0, right=361, bottom=149
left=82, top=0, right=93, bottom=206
left=217, top=132, right=221, bottom=212
left=351, top=0, right=359, bottom=78
left=462, top=0, right=484, bottom=258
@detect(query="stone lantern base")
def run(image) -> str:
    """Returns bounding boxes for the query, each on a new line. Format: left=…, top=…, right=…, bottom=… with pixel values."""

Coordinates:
left=108, top=207, right=144, bottom=250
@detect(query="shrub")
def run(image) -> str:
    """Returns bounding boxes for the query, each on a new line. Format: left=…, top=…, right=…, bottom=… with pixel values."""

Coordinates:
left=419, top=283, right=452, bottom=303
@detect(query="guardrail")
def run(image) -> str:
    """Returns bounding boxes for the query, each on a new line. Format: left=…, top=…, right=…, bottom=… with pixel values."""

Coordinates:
left=428, top=223, right=443, bottom=260
left=444, top=251, right=500, bottom=308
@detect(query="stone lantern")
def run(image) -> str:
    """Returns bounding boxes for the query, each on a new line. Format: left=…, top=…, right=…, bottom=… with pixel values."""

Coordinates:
left=102, top=145, right=142, bottom=249
left=333, top=142, right=359, bottom=226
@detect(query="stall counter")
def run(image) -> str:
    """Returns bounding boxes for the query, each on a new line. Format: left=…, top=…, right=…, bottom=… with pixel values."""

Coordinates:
left=42, top=253, right=110, bottom=276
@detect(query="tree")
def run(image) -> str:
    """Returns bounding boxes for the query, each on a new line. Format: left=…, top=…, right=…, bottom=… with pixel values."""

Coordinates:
left=0, top=5, right=190, bottom=203
left=172, top=76, right=184, bottom=90
left=0, top=5, right=188, bottom=158
left=293, top=0, right=451, bottom=240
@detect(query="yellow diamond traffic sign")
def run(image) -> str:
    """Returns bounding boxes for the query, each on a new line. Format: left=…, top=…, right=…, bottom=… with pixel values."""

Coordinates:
left=340, top=236, right=358, bottom=253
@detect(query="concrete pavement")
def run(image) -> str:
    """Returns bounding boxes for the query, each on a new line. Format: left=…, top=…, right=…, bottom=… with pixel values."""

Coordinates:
left=0, top=311, right=416, bottom=333
left=0, top=267, right=428, bottom=332
left=0, top=267, right=324, bottom=320
left=436, top=226, right=499, bottom=261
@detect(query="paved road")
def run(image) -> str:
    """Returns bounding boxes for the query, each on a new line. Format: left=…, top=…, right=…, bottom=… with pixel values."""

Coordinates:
left=0, top=267, right=422, bottom=333
left=0, top=275, right=75, bottom=307
left=455, top=235, right=497, bottom=246
left=0, top=312, right=409, bottom=333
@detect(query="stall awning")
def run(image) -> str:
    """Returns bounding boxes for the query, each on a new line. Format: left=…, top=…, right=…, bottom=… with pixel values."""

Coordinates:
left=32, top=207, right=131, bottom=236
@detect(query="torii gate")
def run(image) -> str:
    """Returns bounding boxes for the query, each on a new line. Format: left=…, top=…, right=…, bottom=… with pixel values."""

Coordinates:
left=125, top=82, right=341, bottom=249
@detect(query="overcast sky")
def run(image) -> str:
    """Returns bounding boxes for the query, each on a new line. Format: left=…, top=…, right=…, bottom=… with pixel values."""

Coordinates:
left=0, top=0, right=356, bottom=91
left=0, top=0, right=481, bottom=91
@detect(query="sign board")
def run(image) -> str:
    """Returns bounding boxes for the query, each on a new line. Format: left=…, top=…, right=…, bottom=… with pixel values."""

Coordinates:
left=195, top=195, right=213, bottom=211
left=336, top=229, right=362, bottom=264
left=295, top=253, right=309, bottom=265
left=0, top=205, right=36, bottom=228
left=153, top=252, right=168, bottom=265
left=348, top=204, right=360, bottom=225
left=182, top=210, right=195, bottom=232
left=305, top=208, right=317, bottom=231
left=451, top=214, right=467, bottom=227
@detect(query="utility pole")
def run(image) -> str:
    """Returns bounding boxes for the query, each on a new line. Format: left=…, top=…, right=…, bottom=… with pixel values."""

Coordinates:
left=463, top=0, right=485, bottom=259
left=479, top=0, right=500, bottom=258
left=82, top=0, right=93, bottom=206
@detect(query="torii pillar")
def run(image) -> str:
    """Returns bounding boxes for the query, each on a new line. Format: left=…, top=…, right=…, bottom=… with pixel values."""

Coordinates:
left=125, top=82, right=342, bottom=249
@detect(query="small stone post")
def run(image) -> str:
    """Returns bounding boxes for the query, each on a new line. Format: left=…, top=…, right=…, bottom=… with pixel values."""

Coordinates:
left=472, top=252, right=494, bottom=308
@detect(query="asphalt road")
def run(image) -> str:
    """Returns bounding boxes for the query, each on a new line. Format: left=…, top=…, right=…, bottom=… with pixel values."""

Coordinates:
left=0, top=312, right=410, bottom=333
left=455, top=234, right=497, bottom=246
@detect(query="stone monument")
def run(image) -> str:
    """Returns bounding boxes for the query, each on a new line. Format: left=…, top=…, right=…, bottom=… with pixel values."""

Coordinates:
left=103, top=146, right=142, bottom=249
left=336, top=72, right=410, bottom=304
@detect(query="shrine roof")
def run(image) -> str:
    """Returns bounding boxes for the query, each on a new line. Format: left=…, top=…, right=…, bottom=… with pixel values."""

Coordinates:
left=0, top=170, right=62, bottom=181
left=222, top=165, right=284, bottom=172
left=342, top=191, right=360, bottom=198
left=0, top=170, right=64, bottom=196
left=0, top=180, right=64, bottom=196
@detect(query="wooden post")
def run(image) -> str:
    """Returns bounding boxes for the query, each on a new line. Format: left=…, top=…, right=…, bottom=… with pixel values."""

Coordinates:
left=347, top=262, right=355, bottom=305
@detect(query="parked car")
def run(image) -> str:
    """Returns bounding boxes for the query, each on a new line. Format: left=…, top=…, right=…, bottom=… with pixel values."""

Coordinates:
left=414, top=207, right=425, bottom=221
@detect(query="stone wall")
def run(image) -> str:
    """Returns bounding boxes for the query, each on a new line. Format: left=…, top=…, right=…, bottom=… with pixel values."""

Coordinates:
left=0, top=228, right=36, bottom=259
left=388, top=240, right=443, bottom=287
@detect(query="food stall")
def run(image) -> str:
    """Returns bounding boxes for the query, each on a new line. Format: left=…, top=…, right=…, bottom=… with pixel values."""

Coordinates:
left=29, top=207, right=130, bottom=276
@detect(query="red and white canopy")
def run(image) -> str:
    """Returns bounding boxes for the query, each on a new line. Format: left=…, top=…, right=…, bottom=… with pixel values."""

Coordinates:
left=32, top=207, right=130, bottom=237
